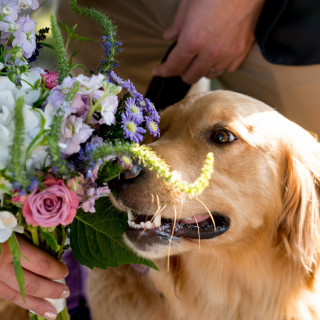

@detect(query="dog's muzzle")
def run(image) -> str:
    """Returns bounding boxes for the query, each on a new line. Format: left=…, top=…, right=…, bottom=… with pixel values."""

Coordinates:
left=109, top=163, right=230, bottom=251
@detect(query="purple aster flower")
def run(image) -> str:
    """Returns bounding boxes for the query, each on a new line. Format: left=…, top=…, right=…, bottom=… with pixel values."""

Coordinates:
left=121, top=113, right=146, bottom=143
left=12, top=15, right=37, bottom=58
left=145, top=116, right=160, bottom=138
left=125, top=97, right=143, bottom=122
left=108, top=70, right=123, bottom=84
left=143, top=98, right=160, bottom=123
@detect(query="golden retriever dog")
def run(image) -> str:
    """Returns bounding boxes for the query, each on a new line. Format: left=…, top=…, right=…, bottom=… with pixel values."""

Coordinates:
left=87, top=90, right=320, bottom=320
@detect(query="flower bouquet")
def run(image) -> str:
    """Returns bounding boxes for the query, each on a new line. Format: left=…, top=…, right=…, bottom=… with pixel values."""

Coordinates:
left=0, top=1, right=214, bottom=319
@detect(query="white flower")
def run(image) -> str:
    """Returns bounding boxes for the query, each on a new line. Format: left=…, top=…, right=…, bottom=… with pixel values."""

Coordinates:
left=0, top=73, right=47, bottom=170
left=26, top=145, right=51, bottom=170
left=76, top=74, right=105, bottom=94
left=0, top=211, right=24, bottom=243
left=93, top=90, right=118, bottom=125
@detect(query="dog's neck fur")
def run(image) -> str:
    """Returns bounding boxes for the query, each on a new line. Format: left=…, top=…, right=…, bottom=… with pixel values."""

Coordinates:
left=150, top=230, right=320, bottom=320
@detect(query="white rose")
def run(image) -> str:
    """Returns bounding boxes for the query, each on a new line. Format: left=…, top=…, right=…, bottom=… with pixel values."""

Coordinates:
left=0, top=211, right=24, bottom=243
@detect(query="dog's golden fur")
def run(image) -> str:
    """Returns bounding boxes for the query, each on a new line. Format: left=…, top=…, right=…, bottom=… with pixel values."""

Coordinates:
left=87, top=90, right=320, bottom=320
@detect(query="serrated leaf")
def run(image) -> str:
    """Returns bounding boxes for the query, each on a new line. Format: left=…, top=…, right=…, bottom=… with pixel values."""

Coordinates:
left=70, top=198, right=157, bottom=270
left=7, top=233, right=25, bottom=301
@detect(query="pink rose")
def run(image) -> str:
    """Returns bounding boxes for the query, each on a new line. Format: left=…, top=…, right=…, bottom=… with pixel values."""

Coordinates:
left=22, top=179, right=79, bottom=227
left=41, top=70, right=59, bottom=89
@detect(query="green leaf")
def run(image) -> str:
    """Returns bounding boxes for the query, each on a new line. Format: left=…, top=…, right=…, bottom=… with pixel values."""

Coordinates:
left=7, top=233, right=25, bottom=301
left=39, top=229, right=60, bottom=252
left=70, top=198, right=157, bottom=270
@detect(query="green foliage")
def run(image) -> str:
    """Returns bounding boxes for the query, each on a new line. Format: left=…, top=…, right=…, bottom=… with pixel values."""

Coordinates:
left=51, top=14, right=69, bottom=83
left=69, top=0, right=120, bottom=73
left=57, top=21, right=96, bottom=73
left=9, top=95, right=26, bottom=186
left=70, top=198, right=158, bottom=270
left=39, top=228, right=60, bottom=252
left=92, top=142, right=214, bottom=196
left=7, top=233, right=25, bottom=301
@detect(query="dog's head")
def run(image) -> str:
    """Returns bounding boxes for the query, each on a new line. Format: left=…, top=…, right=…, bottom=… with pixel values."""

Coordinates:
left=111, top=90, right=320, bottom=272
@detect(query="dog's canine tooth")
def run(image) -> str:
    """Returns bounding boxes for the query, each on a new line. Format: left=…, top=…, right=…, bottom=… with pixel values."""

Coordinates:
left=127, top=210, right=134, bottom=221
left=154, top=214, right=161, bottom=227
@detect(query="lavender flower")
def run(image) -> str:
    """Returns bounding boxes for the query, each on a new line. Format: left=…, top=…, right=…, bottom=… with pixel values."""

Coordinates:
left=60, top=115, right=94, bottom=156
left=48, top=76, right=78, bottom=110
left=0, top=1, right=19, bottom=32
left=18, top=0, right=39, bottom=10
left=121, top=112, right=146, bottom=143
left=12, top=15, right=37, bottom=58
left=125, top=97, right=143, bottom=122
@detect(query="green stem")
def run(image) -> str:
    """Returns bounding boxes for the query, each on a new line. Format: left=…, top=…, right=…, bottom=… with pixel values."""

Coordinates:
left=30, top=226, right=39, bottom=247
left=57, top=305, right=70, bottom=320
left=85, top=91, right=109, bottom=124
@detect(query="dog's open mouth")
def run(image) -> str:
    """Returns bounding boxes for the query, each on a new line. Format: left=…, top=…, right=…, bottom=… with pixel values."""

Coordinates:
left=125, top=211, right=230, bottom=250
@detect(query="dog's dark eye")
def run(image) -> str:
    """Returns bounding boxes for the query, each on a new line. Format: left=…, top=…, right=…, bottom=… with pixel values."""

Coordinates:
left=211, top=130, right=237, bottom=144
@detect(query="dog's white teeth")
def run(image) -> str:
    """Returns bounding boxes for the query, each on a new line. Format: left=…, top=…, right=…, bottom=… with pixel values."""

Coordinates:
left=145, top=221, right=153, bottom=229
left=153, top=214, right=161, bottom=228
left=127, top=213, right=161, bottom=229
left=127, top=210, right=135, bottom=221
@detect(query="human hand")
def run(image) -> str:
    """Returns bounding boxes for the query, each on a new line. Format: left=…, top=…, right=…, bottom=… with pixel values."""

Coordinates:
left=0, top=236, right=69, bottom=320
left=153, top=0, right=265, bottom=84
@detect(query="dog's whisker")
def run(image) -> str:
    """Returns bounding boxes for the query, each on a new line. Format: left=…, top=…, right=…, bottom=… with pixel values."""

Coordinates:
left=150, top=204, right=167, bottom=222
left=167, top=205, right=177, bottom=272
left=194, top=214, right=201, bottom=251
left=150, top=194, right=154, bottom=205
left=195, top=197, right=216, bottom=231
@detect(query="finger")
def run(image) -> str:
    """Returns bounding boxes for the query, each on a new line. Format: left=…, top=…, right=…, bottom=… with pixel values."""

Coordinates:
left=17, top=237, right=68, bottom=280
left=153, top=43, right=195, bottom=78
left=226, top=51, right=250, bottom=73
left=1, top=265, right=70, bottom=299
left=163, top=0, right=189, bottom=40
left=0, top=280, right=58, bottom=320
left=180, top=50, right=224, bottom=83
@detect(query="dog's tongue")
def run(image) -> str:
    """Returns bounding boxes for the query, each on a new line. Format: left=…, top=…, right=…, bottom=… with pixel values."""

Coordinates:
left=180, top=214, right=211, bottom=225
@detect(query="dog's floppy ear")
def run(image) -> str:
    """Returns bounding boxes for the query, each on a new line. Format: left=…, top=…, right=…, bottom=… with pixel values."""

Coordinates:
left=276, top=138, right=320, bottom=272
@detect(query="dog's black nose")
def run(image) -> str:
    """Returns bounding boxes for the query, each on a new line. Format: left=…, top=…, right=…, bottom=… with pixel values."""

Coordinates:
left=109, top=161, right=145, bottom=193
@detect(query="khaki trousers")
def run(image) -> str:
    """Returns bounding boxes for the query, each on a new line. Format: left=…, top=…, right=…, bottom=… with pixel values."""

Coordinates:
left=57, top=0, right=320, bottom=136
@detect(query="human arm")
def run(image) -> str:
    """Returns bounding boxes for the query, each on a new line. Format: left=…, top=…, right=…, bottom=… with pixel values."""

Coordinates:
left=153, top=0, right=265, bottom=83
left=0, top=237, right=69, bottom=320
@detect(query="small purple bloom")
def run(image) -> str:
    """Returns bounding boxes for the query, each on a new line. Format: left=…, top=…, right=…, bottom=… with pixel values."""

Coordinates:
left=12, top=15, right=37, bottom=58
left=0, top=1, right=19, bottom=32
left=145, top=116, right=160, bottom=138
left=121, top=113, right=146, bottom=143
left=60, top=115, right=94, bottom=156
left=125, top=97, right=143, bottom=122
left=48, top=76, right=78, bottom=110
